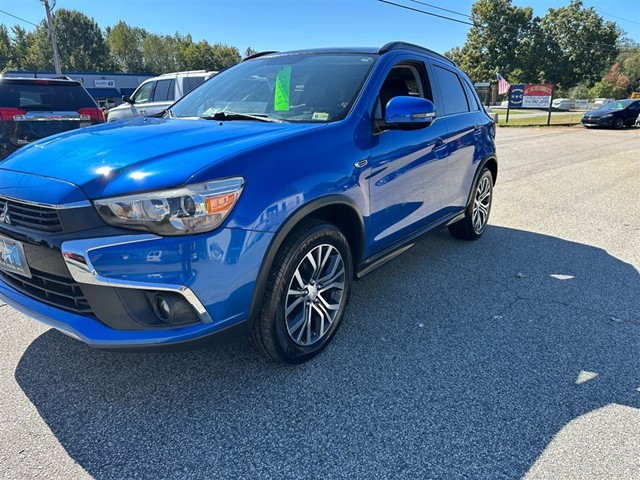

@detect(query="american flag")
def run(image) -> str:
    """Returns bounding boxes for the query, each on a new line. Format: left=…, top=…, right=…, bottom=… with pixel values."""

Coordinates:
left=497, top=73, right=511, bottom=95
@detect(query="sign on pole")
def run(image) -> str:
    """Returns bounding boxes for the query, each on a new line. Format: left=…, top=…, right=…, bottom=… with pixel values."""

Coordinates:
left=509, top=84, right=553, bottom=109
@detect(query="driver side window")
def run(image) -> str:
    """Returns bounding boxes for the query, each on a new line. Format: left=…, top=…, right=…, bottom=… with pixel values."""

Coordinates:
left=132, top=82, right=155, bottom=104
left=374, top=63, right=431, bottom=126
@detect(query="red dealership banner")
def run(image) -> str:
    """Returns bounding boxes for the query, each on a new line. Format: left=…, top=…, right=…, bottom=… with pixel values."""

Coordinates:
left=522, top=84, right=553, bottom=108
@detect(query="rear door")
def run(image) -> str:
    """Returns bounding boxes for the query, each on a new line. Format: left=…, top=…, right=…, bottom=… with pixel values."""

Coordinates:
left=429, top=62, right=484, bottom=210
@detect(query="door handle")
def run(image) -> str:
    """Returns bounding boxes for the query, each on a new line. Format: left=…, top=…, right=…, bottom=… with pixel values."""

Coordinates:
left=433, top=139, right=448, bottom=159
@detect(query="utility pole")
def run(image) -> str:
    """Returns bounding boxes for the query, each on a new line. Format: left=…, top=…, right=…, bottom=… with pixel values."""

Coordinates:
left=40, top=0, right=62, bottom=76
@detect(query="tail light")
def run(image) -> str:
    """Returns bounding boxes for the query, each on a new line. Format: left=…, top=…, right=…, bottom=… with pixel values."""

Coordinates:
left=77, top=108, right=105, bottom=122
left=0, top=108, right=27, bottom=122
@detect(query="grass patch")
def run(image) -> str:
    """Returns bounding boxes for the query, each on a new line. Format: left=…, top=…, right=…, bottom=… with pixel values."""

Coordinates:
left=498, top=112, right=583, bottom=126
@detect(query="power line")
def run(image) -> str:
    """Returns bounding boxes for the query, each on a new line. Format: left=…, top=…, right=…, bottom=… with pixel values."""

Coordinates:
left=0, top=9, right=39, bottom=27
left=379, top=0, right=619, bottom=53
left=596, top=9, right=640, bottom=26
left=378, top=0, right=474, bottom=26
left=407, top=0, right=470, bottom=19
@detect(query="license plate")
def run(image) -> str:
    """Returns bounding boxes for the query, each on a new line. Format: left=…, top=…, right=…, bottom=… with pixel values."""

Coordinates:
left=0, top=235, right=32, bottom=278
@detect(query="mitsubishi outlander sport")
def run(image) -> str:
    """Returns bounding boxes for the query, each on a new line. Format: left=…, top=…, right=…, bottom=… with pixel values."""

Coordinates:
left=0, top=43, right=497, bottom=363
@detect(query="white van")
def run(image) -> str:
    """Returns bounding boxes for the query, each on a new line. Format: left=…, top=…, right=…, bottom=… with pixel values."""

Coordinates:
left=107, top=70, right=216, bottom=122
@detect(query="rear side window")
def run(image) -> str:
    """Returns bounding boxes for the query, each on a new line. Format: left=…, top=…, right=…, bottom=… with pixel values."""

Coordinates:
left=0, top=82, right=96, bottom=111
left=462, top=79, right=480, bottom=111
left=433, top=65, right=469, bottom=116
left=153, top=79, right=175, bottom=102
left=183, top=76, right=205, bottom=95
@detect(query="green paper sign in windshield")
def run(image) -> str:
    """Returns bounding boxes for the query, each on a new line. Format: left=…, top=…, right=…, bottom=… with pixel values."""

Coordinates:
left=274, top=66, right=292, bottom=111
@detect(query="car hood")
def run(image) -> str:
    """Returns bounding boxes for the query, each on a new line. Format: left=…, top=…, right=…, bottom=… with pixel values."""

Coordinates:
left=0, top=118, right=323, bottom=199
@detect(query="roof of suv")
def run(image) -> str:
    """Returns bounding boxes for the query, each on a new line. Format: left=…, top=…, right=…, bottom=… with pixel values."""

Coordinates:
left=0, top=76, right=84, bottom=86
left=245, top=42, right=455, bottom=67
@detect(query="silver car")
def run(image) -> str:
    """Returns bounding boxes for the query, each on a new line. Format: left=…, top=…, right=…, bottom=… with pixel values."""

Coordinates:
left=107, top=70, right=216, bottom=122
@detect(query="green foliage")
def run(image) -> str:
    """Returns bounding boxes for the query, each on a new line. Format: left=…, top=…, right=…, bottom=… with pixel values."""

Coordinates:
left=538, top=0, right=619, bottom=88
left=454, top=0, right=622, bottom=92
left=456, top=0, right=537, bottom=82
left=0, top=25, right=14, bottom=70
left=105, top=21, right=147, bottom=73
left=0, top=9, right=243, bottom=75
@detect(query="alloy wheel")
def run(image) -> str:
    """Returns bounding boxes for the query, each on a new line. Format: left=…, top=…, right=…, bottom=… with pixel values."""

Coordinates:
left=472, top=175, right=491, bottom=233
left=284, top=243, right=346, bottom=346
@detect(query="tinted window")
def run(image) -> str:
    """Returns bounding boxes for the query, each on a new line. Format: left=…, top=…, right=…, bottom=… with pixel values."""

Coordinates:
left=183, top=76, right=205, bottom=95
left=132, top=82, right=154, bottom=104
left=462, top=80, right=480, bottom=111
left=0, top=81, right=96, bottom=111
left=153, top=79, right=174, bottom=102
left=433, top=66, right=469, bottom=116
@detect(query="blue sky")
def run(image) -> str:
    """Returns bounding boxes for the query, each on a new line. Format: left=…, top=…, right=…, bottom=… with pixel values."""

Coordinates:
left=1, top=0, right=639, bottom=55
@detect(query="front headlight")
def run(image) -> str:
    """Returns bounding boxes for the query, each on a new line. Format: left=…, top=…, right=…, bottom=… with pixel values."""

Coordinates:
left=601, top=114, right=614, bottom=119
left=94, top=177, right=244, bottom=235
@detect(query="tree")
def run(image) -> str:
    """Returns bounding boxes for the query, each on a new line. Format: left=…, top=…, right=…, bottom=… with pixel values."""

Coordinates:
left=23, top=9, right=109, bottom=72
left=589, top=41, right=640, bottom=98
left=0, top=25, right=14, bottom=70
left=209, top=43, right=241, bottom=70
left=10, top=26, right=31, bottom=70
left=538, top=0, right=620, bottom=89
left=455, top=0, right=537, bottom=83
left=106, top=21, right=147, bottom=73
left=141, top=34, right=181, bottom=73
left=244, top=47, right=259, bottom=58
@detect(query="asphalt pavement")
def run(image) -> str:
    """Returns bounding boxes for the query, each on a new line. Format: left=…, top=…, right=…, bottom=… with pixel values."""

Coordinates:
left=1, top=125, right=639, bottom=479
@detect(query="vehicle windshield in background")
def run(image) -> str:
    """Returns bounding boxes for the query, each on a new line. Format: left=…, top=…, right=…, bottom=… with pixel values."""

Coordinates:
left=171, top=54, right=377, bottom=123
left=603, top=99, right=632, bottom=110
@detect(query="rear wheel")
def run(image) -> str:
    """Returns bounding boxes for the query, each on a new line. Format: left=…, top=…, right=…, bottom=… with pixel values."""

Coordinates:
left=249, top=219, right=352, bottom=363
left=448, top=167, right=493, bottom=240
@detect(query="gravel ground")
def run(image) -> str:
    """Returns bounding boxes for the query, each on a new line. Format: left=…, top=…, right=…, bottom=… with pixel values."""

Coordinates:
left=0, top=125, right=639, bottom=479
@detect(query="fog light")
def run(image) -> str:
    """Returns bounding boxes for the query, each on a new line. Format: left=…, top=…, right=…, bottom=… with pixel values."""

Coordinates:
left=152, top=293, right=174, bottom=323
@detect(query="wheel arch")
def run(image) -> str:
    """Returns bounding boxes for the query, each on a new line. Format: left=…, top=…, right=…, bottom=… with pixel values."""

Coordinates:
left=466, top=155, right=498, bottom=208
left=246, top=195, right=365, bottom=327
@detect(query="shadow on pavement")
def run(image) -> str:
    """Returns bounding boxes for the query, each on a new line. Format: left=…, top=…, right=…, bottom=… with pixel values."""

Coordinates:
left=14, top=226, right=640, bottom=479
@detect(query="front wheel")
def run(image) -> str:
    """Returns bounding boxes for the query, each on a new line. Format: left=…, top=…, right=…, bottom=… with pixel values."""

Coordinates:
left=613, top=117, right=624, bottom=129
left=448, top=167, right=494, bottom=240
left=249, top=219, right=353, bottom=363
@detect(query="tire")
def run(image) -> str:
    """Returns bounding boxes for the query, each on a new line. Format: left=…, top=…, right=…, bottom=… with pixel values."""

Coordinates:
left=448, top=167, right=493, bottom=241
left=249, top=219, right=353, bottom=363
left=613, top=117, right=623, bottom=129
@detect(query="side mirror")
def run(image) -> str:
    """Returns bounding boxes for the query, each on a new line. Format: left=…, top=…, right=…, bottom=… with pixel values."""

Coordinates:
left=384, top=97, right=436, bottom=127
left=122, top=95, right=133, bottom=104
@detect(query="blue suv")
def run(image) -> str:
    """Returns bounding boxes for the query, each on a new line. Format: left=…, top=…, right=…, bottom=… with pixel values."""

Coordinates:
left=0, top=43, right=497, bottom=363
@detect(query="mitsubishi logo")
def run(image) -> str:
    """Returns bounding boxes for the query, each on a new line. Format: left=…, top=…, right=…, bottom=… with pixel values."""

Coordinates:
left=0, top=202, right=11, bottom=225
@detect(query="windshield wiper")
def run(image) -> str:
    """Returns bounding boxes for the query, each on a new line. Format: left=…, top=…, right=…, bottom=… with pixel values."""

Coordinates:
left=201, top=111, right=285, bottom=123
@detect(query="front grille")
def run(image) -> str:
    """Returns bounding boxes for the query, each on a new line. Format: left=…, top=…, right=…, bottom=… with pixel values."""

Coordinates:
left=0, top=267, right=93, bottom=315
left=0, top=197, right=62, bottom=233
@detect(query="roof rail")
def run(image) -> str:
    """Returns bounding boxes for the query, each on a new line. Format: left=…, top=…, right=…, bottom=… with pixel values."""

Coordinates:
left=378, top=41, right=455, bottom=66
left=243, top=51, right=279, bottom=61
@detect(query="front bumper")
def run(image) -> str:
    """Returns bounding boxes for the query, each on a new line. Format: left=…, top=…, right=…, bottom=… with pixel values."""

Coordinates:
left=581, top=116, right=614, bottom=127
left=0, top=228, right=274, bottom=349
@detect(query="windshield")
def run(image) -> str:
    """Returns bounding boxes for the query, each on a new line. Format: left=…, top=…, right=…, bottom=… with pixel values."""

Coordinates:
left=603, top=99, right=632, bottom=110
left=171, top=53, right=377, bottom=123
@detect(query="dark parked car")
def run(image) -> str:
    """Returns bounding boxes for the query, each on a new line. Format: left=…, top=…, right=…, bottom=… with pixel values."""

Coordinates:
left=0, top=76, right=104, bottom=160
left=581, top=99, right=640, bottom=129
left=0, top=43, right=497, bottom=363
